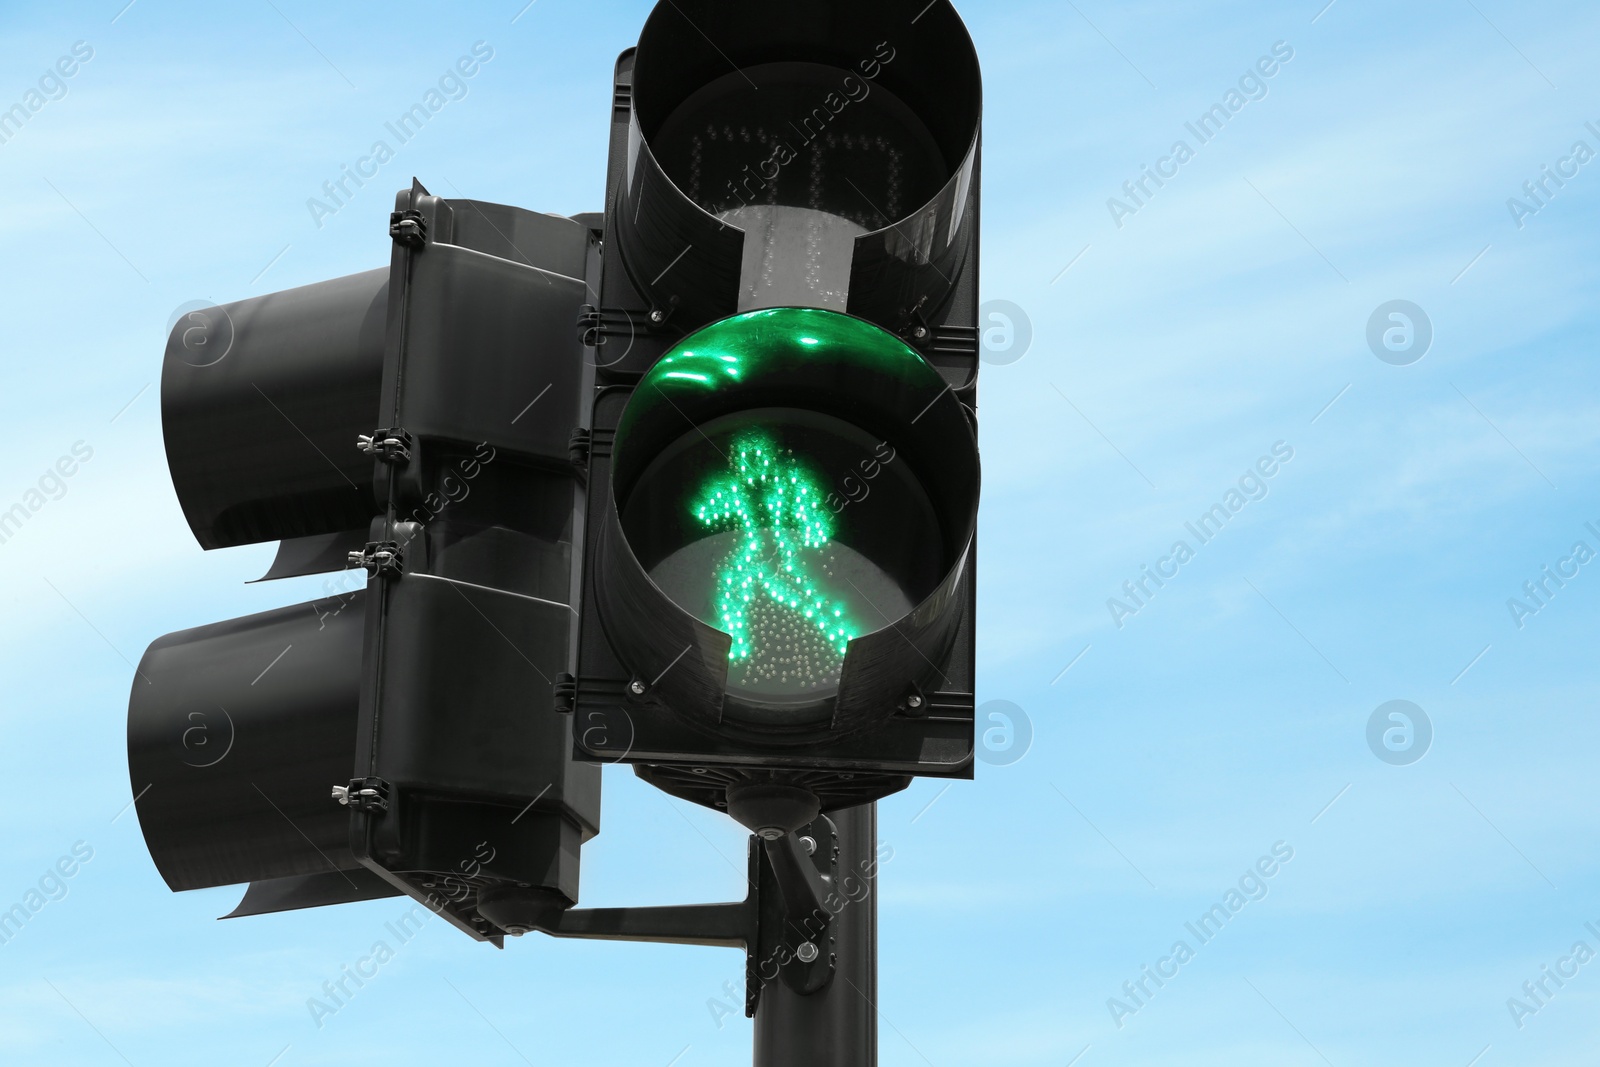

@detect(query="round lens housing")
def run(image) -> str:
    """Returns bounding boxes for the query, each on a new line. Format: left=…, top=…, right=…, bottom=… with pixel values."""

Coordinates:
left=614, top=0, right=983, bottom=327
left=597, top=307, right=977, bottom=740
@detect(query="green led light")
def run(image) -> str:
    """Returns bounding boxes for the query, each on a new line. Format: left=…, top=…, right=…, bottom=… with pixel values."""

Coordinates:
left=691, top=428, right=858, bottom=663
left=615, top=308, right=958, bottom=695
left=626, top=308, right=936, bottom=417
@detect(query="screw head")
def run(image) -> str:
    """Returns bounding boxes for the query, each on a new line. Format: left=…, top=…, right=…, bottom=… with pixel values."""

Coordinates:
left=906, top=694, right=924, bottom=709
left=796, top=941, right=820, bottom=963
left=799, top=835, right=817, bottom=855
left=912, top=326, right=929, bottom=340
left=628, top=680, right=647, bottom=696
left=649, top=309, right=666, bottom=324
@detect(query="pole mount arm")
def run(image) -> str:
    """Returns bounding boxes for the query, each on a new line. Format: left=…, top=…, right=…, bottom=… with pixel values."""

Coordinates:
left=524, top=818, right=843, bottom=1015
left=539, top=899, right=756, bottom=950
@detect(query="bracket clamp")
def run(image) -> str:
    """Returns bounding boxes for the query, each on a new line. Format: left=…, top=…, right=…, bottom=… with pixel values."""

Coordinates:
left=333, top=777, right=391, bottom=813
left=522, top=817, right=844, bottom=1018
left=389, top=209, right=427, bottom=247
left=348, top=541, right=404, bottom=578
left=577, top=304, right=605, bottom=347
left=552, top=673, right=577, bottom=715
left=357, top=427, right=413, bottom=464
left=753, top=815, right=839, bottom=1003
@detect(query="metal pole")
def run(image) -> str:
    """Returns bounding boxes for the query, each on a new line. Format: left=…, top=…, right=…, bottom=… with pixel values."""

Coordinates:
left=752, top=802, right=877, bottom=1067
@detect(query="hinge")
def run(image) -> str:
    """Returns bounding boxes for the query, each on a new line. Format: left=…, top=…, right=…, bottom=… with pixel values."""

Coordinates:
left=357, top=427, right=413, bottom=463
left=567, top=428, right=591, bottom=471
left=578, top=304, right=604, bottom=347
left=389, top=209, right=427, bottom=247
left=553, top=673, right=577, bottom=715
left=347, top=540, right=404, bottom=578
left=332, top=777, right=391, bottom=813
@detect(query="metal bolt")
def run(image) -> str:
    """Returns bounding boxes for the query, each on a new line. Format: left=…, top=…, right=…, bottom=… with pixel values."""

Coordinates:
left=799, top=835, right=817, bottom=855
left=912, top=326, right=929, bottom=340
left=649, top=309, right=666, bottom=324
left=628, top=680, right=647, bottom=696
left=796, top=941, right=820, bottom=963
left=906, top=694, right=924, bottom=709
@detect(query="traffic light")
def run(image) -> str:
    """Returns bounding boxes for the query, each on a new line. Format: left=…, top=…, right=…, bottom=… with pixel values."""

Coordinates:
left=126, top=2, right=984, bottom=1057
left=128, top=184, right=602, bottom=943
left=567, top=0, right=984, bottom=838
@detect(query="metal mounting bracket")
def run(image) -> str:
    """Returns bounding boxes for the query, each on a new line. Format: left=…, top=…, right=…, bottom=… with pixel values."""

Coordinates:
left=528, top=817, right=841, bottom=1016
left=348, top=541, right=404, bottom=578
left=389, top=208, right=427, bottom=247
left=332, top=777, right=391, bottom=814
left=755, top=815, right=839, bottom=1000
left=357, top=427, right=413, bottom=463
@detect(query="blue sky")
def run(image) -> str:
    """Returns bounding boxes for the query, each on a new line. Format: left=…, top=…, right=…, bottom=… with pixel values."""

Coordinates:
left=1, top=0, right=1598, bottom=1063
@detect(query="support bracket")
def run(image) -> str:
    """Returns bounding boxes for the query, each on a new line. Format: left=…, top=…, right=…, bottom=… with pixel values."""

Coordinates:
left=358, top=427, right=414, bottom=464
left=756, top=816, right=838, bottom=1000
left=348, top=541, right=404, bottom=578
left=529, top=817, right=841, bottom=1016
left=332, top=777, right=391, bottom=814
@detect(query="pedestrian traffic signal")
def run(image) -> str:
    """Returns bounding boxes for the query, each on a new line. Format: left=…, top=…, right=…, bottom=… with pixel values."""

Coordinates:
left=123, top=1, right=986, bottom=1059
left=567, top=0, right=984, bottom=837
left=129, top=185, right=602, bottom=943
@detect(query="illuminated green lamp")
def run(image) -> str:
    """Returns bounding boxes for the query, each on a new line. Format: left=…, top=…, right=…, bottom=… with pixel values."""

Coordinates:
left=611, top=307, right=953, bottom=711
left=691, top=428, right=856, bottom=665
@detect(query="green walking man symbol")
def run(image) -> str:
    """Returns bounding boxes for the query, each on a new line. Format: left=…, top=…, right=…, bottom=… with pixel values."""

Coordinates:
left=691, top=431, right=858, bottom=674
